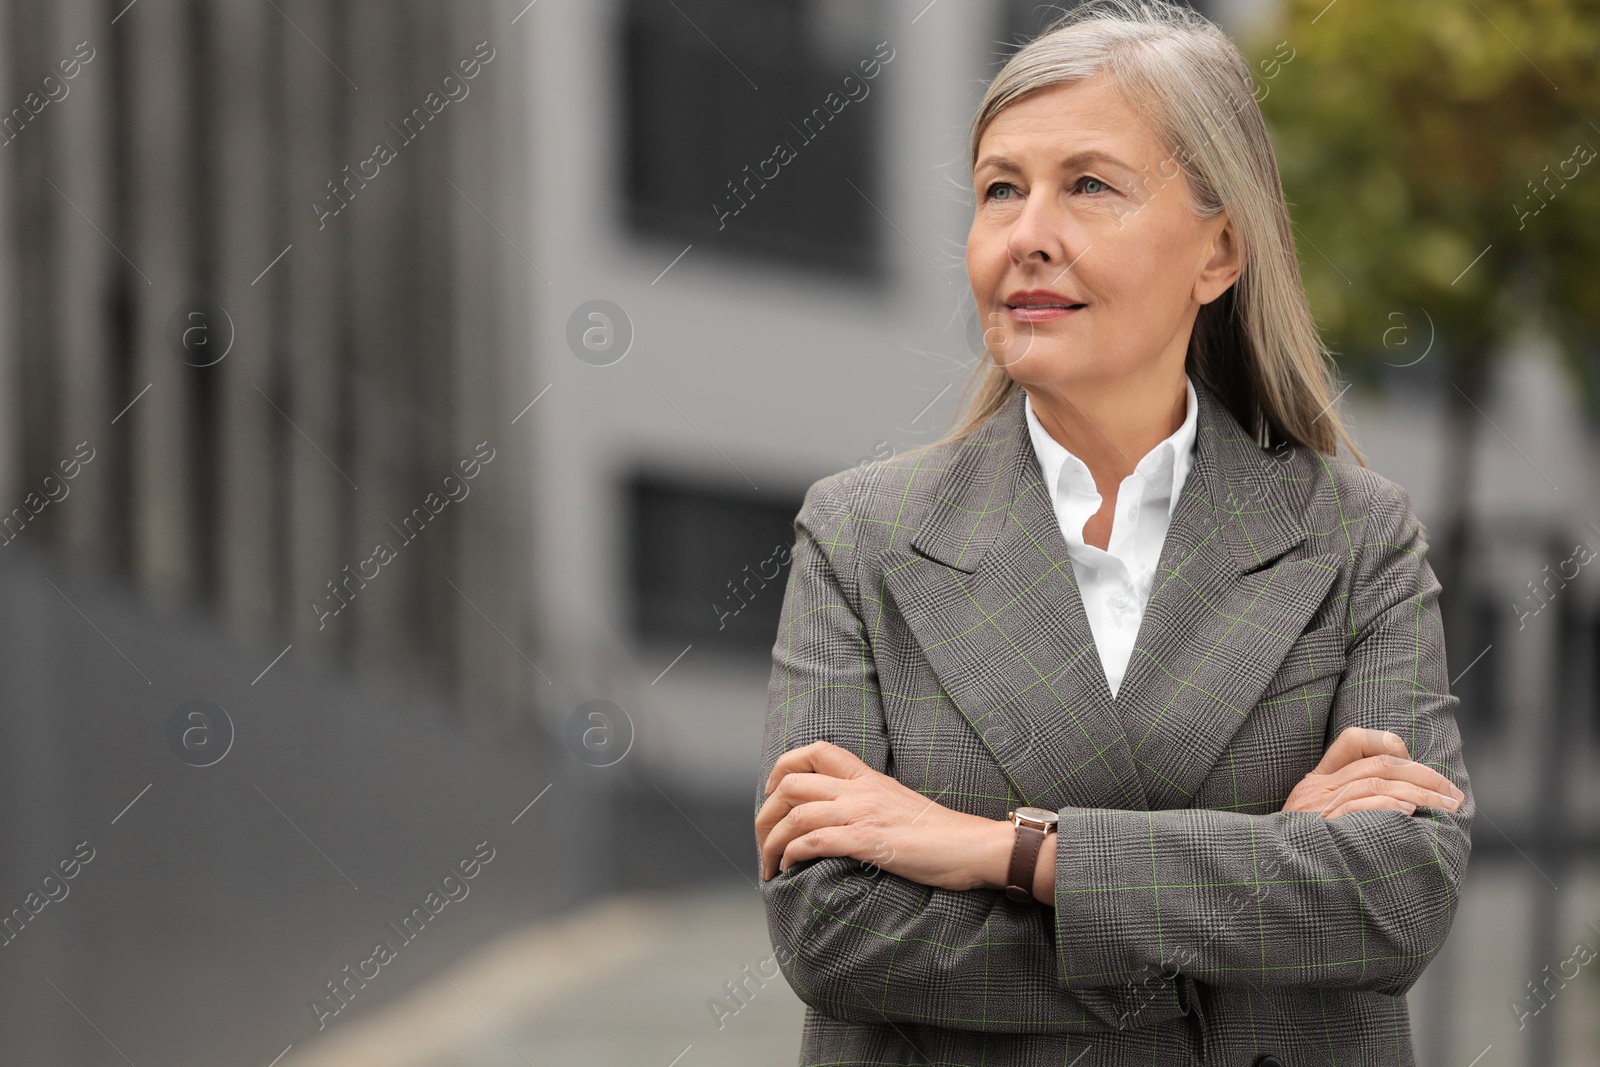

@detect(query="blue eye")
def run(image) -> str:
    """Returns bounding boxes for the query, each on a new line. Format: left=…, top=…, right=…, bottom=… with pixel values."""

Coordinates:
left=982, top=176, right=1109, bottom=201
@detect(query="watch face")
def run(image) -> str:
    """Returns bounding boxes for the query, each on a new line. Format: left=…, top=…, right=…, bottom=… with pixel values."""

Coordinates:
left=1013, top=805, right=1058, bottom=827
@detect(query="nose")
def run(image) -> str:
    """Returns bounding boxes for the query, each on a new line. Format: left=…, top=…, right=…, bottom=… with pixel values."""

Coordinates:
left=1005, top=188, right=1069, bottom=266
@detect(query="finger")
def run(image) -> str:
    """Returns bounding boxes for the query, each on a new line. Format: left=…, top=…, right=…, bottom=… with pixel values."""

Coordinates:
left=779, top=824, right=878, bottom=876
left=1324, top=774, right=1461, bottom=817
left=754, top=772, right=850, bottom=840
left=765, top=804, right=851, bottom=879
left=1375, top=755, right=1465, bottom=802
left=762, top=799, right=854, bottom=880
left=1323, top=794, right=1417, bottom=819
left=761, top=803, right=806, bottom=880
left=764, top=740, right=872, bottom=796
left=1318, top=776, right=1399, bottom=817
left=1321, top=754, right=1464, bottom=802
left=1392, top=758, right=1467, bottom=802
left=1314, top=727, right=1409, bottom=775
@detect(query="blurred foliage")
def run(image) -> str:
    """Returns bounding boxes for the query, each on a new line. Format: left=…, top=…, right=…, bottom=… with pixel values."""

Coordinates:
left=1244, top=0, right=1600, bottom=410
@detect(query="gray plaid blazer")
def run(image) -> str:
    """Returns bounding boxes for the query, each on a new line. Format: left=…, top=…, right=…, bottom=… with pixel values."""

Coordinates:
left=755, top=378, right=1473, bottom=1066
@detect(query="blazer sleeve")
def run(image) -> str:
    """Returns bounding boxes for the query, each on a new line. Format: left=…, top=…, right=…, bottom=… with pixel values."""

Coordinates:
left=756, top=482, right=1189, bottom=1034
left=1049, top=475, right=1474, bottom=997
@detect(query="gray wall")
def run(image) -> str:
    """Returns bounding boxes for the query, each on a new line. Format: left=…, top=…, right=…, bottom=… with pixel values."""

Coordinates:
left=0, top=0, right=536, bottom=724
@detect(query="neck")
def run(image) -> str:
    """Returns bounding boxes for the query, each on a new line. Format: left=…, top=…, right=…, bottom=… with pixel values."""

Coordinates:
left=1024, top=367, right=1188, bottom=491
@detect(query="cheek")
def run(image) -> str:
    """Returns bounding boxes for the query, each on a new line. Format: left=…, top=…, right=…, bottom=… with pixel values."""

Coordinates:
left=965, top=227, right=998, bottom=295
left=1083, top=232, right=1176, bottom=308
left=1111, top=214, right=1201, bottom=296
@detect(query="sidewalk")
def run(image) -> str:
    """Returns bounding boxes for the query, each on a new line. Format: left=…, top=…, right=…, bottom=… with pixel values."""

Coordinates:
left=281, top=881, right=805, bottom=1067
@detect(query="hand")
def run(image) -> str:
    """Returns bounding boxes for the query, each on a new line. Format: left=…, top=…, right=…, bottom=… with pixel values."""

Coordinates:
left=1283, top=727, right=1464, bottom=819
left=756, top=740, right=1003, bottom=892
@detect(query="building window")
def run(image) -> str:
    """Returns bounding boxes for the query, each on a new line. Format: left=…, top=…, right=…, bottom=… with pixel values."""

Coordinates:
left=619, top=0, right=887, bottom=277
left=624, top=468, right=803, bottom=653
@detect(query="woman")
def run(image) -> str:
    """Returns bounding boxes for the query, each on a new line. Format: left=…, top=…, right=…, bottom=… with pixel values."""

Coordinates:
left=752, top=2, right=1473, bottom=1064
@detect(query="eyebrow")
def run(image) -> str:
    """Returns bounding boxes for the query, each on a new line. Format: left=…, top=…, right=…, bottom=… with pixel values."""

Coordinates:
left=974, top=149, right=1137, bottom=177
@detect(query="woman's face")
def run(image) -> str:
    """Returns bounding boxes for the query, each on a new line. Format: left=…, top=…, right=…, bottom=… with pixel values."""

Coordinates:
left=966, top=76, right=1241, bottom=394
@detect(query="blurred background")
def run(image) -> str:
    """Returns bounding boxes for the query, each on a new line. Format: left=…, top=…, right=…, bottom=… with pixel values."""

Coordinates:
left=0, top=0, right=1596, bottom=1063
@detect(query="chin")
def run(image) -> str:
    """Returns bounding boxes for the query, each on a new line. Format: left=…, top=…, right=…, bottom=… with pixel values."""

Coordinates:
left=994, top=341, right=1099, bottom=384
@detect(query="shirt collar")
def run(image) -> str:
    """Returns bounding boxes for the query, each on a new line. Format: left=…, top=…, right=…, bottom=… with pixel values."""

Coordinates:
left=1023, top=374, right=1199, bottom=522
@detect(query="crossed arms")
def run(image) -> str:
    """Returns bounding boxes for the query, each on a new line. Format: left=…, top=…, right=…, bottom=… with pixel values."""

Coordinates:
left=753, top=477, right=1473, bottom=1034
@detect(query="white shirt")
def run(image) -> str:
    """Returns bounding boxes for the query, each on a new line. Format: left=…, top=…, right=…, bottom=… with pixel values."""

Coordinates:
left=1023, top=376, right=1198, bottom=699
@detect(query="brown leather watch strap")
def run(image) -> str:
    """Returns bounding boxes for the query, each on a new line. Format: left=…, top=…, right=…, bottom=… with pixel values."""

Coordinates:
left=1004, top=822, right=1047, bottom=903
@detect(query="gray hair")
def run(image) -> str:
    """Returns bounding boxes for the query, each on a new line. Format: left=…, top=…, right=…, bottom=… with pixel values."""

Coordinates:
left=946, top=0, right=1361, bottom=461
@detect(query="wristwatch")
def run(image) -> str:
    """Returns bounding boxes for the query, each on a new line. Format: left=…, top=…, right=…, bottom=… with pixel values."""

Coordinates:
left=1003, top=806, right=1059, bottom=903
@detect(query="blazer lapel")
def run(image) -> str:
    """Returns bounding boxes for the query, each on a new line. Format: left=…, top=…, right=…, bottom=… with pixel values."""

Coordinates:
left=880, top=389, right=1149, bottom=813
left=1114, top=382, right=1341, bottom=808
left=878, top=378, right=1341, bottom=814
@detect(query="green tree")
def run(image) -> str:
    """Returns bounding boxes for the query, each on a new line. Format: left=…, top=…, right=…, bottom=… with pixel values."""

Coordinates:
left=1247, top=0, right=1600, bottom=614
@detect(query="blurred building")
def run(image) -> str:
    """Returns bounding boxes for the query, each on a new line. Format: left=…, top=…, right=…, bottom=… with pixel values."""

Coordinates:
left=0, top=1, right=553, bottom=1063
left=0, top=0, right=536, bottom=722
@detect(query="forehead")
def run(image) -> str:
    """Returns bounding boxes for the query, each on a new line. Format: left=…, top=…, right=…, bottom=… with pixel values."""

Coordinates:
left=975, top=78, right=1161, bottom=170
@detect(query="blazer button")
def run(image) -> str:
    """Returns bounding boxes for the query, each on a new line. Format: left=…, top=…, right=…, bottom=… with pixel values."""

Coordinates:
left=1252, top=1055, right=1285, bottom=1067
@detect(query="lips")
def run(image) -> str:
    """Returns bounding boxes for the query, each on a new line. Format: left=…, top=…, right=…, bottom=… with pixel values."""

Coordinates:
left=1005, top=288, right=1086, bottom=310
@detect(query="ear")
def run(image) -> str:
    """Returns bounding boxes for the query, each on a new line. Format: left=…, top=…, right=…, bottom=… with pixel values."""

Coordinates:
left=1195, top=213, right=1243, bottom=305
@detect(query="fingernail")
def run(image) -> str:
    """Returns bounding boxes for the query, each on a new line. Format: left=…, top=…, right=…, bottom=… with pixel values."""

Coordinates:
left=1443, top=796, right=1461, bottom=809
